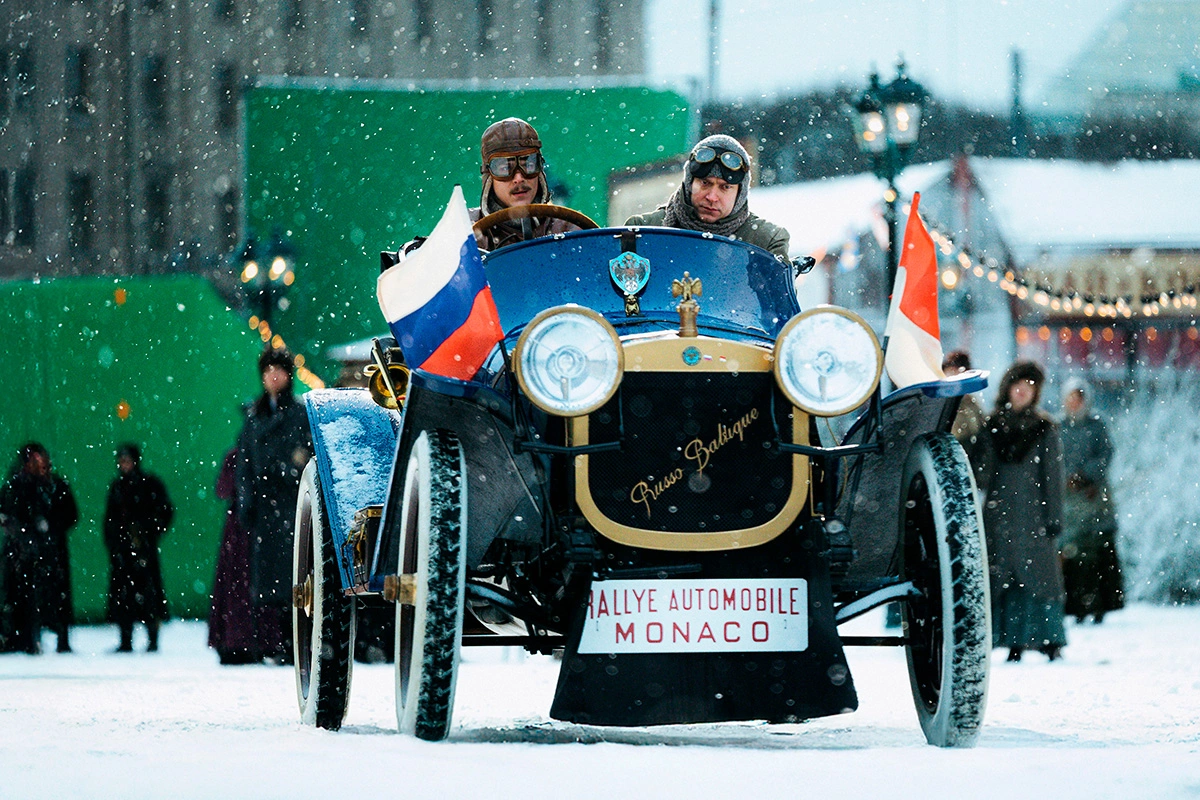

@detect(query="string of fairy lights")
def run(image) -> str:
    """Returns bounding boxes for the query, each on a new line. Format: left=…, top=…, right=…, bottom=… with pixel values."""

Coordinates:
left=246, top=314, right=326, bottom=390
left=920, top=221, right=1200, bottom=322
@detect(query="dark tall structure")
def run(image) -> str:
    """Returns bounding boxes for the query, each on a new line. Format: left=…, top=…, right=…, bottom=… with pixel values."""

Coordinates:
left=1010, top=49, right=1028, bottom=157
left=0, top=0, right=646, bottom=283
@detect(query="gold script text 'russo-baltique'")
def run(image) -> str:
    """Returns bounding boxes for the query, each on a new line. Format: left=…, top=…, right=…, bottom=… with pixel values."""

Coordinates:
left=628, top=408, right=760, bottom=519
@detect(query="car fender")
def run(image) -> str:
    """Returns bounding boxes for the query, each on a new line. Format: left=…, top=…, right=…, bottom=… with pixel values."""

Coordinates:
left=304, top=388, right=401, bottom=588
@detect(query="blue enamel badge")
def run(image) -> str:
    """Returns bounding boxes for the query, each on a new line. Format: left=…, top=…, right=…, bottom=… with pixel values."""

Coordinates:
left=609, top=251, right=651, bottom=295
left=682, top=346, right=702, bottom=366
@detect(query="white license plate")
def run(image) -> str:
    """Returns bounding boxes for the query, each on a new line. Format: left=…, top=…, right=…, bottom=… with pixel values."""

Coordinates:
left=577, top=578, right=808, bottom=654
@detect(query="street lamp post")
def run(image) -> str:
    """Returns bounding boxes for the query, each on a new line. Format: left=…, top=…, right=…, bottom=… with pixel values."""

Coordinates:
left=852, top=61, right=928, bottom=292
left=239, top=226, right=295, bottom=327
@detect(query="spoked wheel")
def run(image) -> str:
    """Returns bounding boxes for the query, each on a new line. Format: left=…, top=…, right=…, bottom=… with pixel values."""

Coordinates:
left=293, top=459, right=355, bottom=730
left=394, top=430, right=468, bottom=741
left=900, top=432, right=991, bottom=747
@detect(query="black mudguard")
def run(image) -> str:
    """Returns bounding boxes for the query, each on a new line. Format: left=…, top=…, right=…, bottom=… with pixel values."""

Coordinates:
left=549, top=529, right=857, bottom=725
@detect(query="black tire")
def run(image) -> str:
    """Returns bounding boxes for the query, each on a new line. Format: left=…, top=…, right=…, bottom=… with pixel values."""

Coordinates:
left=294, top=459, right=355, bottom=730
left=394, top=430, right=467, bottom=741
left=900, top=432, right=991, bottom=747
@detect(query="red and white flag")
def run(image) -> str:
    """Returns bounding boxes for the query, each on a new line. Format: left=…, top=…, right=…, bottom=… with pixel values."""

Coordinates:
left=883, top=192, right=945, bottom=388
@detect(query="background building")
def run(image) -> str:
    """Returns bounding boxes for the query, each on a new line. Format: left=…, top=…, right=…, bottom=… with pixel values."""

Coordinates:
left=0, top=0, right=645, bottom=283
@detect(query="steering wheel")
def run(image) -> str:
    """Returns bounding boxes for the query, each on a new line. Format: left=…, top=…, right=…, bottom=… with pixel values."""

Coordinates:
left=472, top=203, right=599, bottom=237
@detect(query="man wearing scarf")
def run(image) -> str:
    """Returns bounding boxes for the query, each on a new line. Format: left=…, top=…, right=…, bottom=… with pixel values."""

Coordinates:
left=468, top=117, right=581, bottom=251
left=624, top=134, right=790, bottom=261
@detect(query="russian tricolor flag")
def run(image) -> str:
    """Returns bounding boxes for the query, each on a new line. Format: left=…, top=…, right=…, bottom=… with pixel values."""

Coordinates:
left=883, top=192, right=946, bottom=389
left=377, top=186, right=503, bottom=381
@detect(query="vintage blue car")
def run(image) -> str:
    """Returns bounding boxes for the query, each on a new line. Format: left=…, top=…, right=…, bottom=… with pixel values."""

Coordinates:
left=290, top=202, right=991, bottom=746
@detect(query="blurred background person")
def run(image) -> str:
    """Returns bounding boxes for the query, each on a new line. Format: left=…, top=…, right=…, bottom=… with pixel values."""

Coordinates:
left=208, top=447, right=286, bottom=664
left=1059, top=378, right=1125, bottom=624
left=971, top=361, right=1067, bottom=663
left=942, top=349, right=984, bottom=448
left=0, top=443, right=79, bottom=654
left=103, top=444, right=174, bottom=653
left=234, top=347, right=312, bottom=664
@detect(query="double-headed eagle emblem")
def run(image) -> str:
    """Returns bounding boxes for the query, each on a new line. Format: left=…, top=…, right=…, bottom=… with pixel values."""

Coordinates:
left=672, top=272, right=703, bottom=337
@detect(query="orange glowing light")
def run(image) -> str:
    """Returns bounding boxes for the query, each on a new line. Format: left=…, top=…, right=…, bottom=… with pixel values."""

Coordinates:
left=116, top=400, right=131, bottom=420
left=114, top=288, right=127, bottom=306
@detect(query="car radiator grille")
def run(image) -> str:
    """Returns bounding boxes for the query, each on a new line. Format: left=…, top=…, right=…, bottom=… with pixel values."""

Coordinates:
left=582, top=372, right=795, bottom=534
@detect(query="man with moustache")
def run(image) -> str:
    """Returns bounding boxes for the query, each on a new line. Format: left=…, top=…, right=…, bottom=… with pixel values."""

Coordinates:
left=468, top=117, right=581, bottom=251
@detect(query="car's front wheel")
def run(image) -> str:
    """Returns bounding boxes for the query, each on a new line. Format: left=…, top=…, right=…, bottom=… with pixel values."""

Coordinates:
left=900, top=432, right=991, bottom=747
left=294, top=459, right=355, bottom=730
left=394, top=430, right=467, bottom=741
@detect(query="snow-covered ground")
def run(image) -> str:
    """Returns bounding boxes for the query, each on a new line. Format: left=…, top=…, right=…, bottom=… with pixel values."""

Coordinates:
left=2, top=604, right=1198, bottom=799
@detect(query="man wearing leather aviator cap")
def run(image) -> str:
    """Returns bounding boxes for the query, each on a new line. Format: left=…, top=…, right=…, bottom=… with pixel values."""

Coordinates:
left=468, top=117, right=581, bottom=251
left=625, top=134, right=790, bottom=261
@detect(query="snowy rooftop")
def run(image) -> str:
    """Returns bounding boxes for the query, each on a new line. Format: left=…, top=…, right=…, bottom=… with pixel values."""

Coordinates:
left=754, top=158, right=1200, bottom=260
left=971, top=158, right=1200, bottom=256
left=753, top=162, right=950, bottom=257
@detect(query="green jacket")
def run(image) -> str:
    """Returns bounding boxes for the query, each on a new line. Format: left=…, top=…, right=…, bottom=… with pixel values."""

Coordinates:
left=624, top=208, right=791, bottom=262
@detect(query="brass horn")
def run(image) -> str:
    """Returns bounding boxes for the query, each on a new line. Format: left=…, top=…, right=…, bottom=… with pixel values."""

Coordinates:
left=365, top=361, right=410, bottom=410
left=365, top=339, right=410, bottom=410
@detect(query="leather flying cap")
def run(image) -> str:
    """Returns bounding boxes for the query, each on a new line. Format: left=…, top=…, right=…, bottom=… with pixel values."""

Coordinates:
left=481, top=117, right=542, bottom=162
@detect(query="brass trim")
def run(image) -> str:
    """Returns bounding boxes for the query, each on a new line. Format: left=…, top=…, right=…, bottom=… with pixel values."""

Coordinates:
left=383, top=573, right=416, bottom=605
left=772, top=305, right=883, bottom=417
left=573, top=336, right=809, bottom=552
left=623, top=334, right=774, bottom=374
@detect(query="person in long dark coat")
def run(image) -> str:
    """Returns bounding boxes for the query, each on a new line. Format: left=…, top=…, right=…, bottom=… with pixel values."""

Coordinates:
left=233, top=346, right=312, bottom=663
left=971, top=361, right=1067, bottom=663
left=1059, top=378, right=1125, bottom=623
left=103, top=444, right=173, bottom=652
left=0, top=443, right=79, bottom=655
left=208, top=447, right=286, bottom=664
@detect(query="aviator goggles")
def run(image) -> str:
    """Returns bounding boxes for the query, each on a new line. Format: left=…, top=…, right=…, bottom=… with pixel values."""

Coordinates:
left=690, top=145, right=747, bottom=184
left=484, top=151, right=544, bottom=181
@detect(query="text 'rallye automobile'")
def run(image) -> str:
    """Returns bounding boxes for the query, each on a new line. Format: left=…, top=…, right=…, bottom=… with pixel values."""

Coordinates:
left=291, top=188, right=991, bottom=746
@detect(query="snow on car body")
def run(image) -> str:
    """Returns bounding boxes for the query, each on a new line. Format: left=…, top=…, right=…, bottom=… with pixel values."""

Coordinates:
left=291, top=205, right=991, bottom=747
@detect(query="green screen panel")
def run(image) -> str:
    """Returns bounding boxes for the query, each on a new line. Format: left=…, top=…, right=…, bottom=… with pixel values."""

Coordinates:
left=0, top=277, right=265, bottom=622
left=245, top=84, right=692, bottom=380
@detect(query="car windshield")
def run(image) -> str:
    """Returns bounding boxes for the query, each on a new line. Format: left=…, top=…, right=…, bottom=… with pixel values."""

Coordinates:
left=483, top=227, right=800, bottom=338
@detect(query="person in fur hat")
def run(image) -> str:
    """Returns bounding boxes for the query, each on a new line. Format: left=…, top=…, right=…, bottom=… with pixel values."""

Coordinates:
left=624, top=134, right=790, bottom=261
left=970, top=360, right=1067, bottom=662
left=467, top=117, right=581, bottom=251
